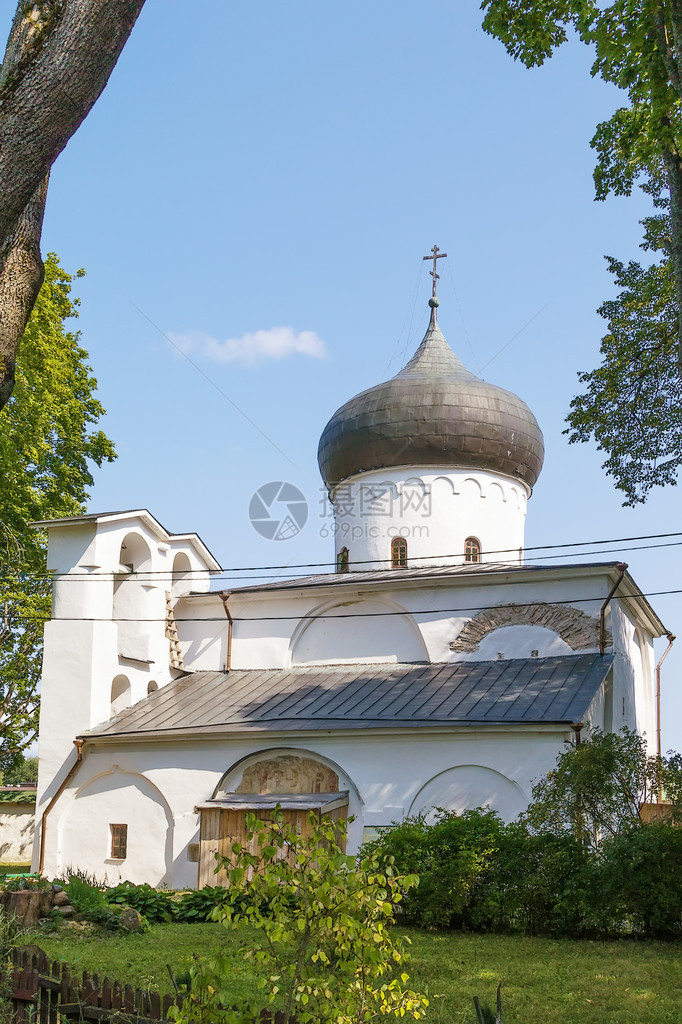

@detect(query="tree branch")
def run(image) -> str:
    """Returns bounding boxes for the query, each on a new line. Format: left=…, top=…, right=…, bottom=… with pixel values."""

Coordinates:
left=0, top=174, right=48, bottom=408
left=0, top=0, right=147, bottom=408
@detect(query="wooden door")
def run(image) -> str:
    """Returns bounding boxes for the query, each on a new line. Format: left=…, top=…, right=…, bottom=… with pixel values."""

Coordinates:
left=197, top=804, right=348, bottom=888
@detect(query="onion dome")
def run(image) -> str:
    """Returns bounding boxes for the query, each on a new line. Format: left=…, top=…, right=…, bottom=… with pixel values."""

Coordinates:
left=318, top=303, right=544, bottom=490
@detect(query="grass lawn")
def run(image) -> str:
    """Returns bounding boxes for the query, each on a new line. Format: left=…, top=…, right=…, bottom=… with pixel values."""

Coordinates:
left=0, top=863, right=30, bottom=876
left=22, top=923, right=682, bottom=1023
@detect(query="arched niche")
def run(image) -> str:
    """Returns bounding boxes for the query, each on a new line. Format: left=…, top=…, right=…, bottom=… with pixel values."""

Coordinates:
left=214, top=748, right=362, bottom=806
left=172, top=552, right=192, bottom=597
left=474, top=625, right=574, bottom=661
left=110, top=675, right=131, bottom=716
left=409, top=764, right=527, bottom=823
left=290, top=596, right=428, bottom=666
left=147, top=680, right=158, bottom=695
left=112, top=532, right=153, bottom=661
left=57, top=768, right=173, bottom=885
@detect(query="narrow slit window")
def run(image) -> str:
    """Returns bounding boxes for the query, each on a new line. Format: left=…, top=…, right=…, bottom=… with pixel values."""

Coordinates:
left=391, top=536, right=408, bottom=569
left=464, top=537, right=481, bottom=563
left=110, top=823, right=128, bottom=859
left=337, top=547, right=349, bottom=573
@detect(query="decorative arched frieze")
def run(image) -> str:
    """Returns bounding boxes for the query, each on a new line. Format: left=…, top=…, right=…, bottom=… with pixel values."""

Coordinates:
left=450, top=602, right=604, bottom=653
left=487, top=481, right=506, bottom=503
left=236, top=756, right=339, bottom=795
left=408, top=764, right=527, bottom=823
left=213, top=747, right=364, bottom=805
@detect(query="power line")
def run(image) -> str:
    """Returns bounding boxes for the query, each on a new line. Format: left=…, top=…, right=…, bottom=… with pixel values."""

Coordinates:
left=14, top=586, right=681, bottom=624
left=6, top=529, right=682, bottom=581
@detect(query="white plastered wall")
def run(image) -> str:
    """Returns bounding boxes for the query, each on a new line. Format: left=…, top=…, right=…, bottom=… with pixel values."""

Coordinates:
left=42, top=724, right=571, bottom=886
left=34, top=513, right=217, bottom=873
left=330, top=467, right=529, bottom=570
left=0, top=805, right=35, bottom=862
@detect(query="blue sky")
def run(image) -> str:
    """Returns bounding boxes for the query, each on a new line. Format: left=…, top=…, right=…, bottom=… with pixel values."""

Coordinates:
left=37, top=1, right=682, bottom=748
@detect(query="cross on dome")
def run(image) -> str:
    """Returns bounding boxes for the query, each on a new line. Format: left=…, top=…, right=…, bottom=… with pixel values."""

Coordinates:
left=423, top=244, right=447, bottom=304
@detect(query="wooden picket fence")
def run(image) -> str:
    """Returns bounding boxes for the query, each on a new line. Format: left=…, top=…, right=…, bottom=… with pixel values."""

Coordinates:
left=10, top=948, right=181, bottom=1024
left=9, top=948, right=291, bottom=1024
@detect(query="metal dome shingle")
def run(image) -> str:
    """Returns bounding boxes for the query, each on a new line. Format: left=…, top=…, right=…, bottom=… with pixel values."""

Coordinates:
left=317, top=309, right=544, bottom=489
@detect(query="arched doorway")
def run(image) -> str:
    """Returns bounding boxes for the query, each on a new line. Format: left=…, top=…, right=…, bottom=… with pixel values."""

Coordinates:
left=195, top=753, right=350, bottom=887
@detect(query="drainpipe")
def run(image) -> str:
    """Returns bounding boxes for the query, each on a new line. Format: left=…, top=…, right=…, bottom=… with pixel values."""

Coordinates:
left=656, top=632, right=676, bottom=799
left=599, top=562, right=628, bottom=656
left=571, top=722, right=584, bottom=747
left=221, top=594, right=233, bottom=672
left=39, top=739, right=84, bottom=874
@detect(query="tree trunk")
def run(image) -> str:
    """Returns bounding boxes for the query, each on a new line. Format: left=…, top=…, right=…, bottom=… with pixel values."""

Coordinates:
left=0, top=176, right=48, bottom=409
left=0, top=0, right=147, bottom=411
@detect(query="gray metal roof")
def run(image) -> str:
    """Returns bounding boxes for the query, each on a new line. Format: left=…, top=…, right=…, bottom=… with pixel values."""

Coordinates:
left=196, top=793, right=349, bottom=812
left=220, top=560, right=622, bottom=595
left=84, top=654, right=613, bottom=740
left=317, top=308, right=544, bottom=489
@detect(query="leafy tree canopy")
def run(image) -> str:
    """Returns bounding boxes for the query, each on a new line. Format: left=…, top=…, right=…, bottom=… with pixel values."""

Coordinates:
left=480, top=0, right=682, bottom=360
left=0, top=253, right=115, bottom=772
left=565, top=215, right=682, bottom=503
left=525, top=727, right=682, bottom=849
left=480, top=0, right=681, bottom=188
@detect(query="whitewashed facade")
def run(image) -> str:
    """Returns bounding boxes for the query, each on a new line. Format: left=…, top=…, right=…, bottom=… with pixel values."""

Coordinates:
left=33, top=307, right=669, bottom=886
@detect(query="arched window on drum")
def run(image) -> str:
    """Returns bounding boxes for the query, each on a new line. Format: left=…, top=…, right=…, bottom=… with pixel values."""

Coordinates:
left=391, top=536, right=408, bottom=569
left=464, top=537, right=481, bottom=563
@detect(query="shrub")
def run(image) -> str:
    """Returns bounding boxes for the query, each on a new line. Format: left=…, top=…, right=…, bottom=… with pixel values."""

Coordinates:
left=108, top=882, right=175, bottom=923
left=492, top=823, right=594, bottom=936
left=175, top=887, right=233, bottom=923
left=363, top=808, right=504, bottom=930
left=172, top=809, right=428, bottom=1024
left=526, top=727, right=682, bottom=849
left=596, top=823, right=682, bottom=937
left=65, top=876, right=120, bottom=929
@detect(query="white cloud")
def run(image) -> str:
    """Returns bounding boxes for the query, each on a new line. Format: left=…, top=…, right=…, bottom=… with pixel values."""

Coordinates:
left=169, top=326, right=327, bottom=366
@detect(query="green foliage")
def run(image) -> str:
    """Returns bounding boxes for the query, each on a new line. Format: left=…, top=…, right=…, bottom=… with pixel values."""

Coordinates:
left=526, top=727, right=682, bottom=849
left=480, top=1, right=682, bottom=499
left=108, top=882, right=175, bottom=924
left=0, top=756, right=37, bottom=786
left=362, top=808, right=504, bottom=930
left=173, top=809, right=428, bottom=1024
left=63, top=877, right=119, bottom=929
left=480, top=1, right=682, bottom=197
left=565, top=216, right=682, bottom=503
left=364, top=732, right=682, bottom=938
left=175, top=886, right=233, bottom=923
left=596, top=824, right=682, bottom=937
left=0, top=254, right=115, bottom=770
left=1, top=874, right=49, bottom=892
left=492, top=823, right=593, bottom=936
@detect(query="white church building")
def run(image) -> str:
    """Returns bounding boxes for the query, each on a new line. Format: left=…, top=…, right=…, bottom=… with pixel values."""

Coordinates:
left=33, top=283, right=667, bottom=887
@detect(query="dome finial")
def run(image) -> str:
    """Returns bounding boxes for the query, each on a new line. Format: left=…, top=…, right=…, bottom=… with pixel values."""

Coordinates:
left=423, top=244, right=447, bottom=313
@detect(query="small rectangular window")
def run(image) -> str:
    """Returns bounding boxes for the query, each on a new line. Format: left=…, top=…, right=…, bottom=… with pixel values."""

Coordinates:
left=110, top=823, right=128, bottom=859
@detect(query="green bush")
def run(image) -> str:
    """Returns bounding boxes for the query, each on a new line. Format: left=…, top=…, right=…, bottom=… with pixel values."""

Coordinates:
left=596, top=823, right=682, bottom=938
left=108, top=882, right=176, bottom=923
left=362, top=808, right=504, bottom=930
left=65, top=876, right=120, bottom=929
left=175, top=886, right=233, bottom=923
left=492, top=823, right=594, bottom=936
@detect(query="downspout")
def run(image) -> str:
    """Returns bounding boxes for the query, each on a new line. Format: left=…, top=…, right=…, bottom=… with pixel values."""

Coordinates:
left=221, top=594, right=233, bottom=672
left=599, top=562, right=628, bottom=656
left=39, top=738, right=84, bottom=874
left=656, top=632, right=676, bottom=799
left=571, top=722, right=584, bottom=747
